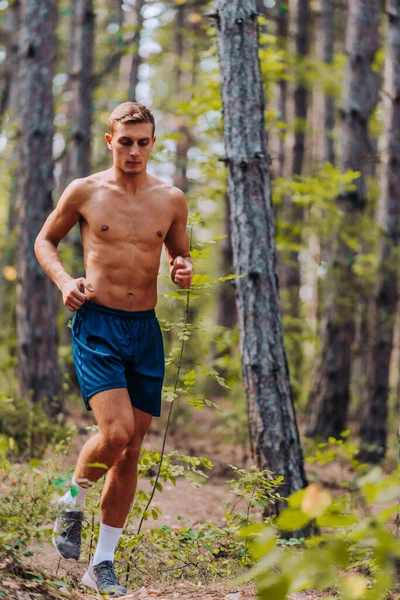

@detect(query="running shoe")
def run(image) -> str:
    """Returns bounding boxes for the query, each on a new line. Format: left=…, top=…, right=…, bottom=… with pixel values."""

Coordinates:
left=82, top=560, right=127, bottom=596
left=52, top=507, right=83, bottom=561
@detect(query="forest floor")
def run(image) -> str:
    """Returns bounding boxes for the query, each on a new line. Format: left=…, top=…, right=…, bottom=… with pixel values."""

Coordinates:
left=0, top=399, right=394, bottom=600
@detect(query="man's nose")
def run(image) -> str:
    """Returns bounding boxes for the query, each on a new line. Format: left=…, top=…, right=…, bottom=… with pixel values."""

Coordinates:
left=130, top=144, right=140, bottom=155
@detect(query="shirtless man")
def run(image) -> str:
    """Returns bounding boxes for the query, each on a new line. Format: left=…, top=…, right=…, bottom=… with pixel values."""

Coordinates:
left=34, top=102, right=193, bottom=596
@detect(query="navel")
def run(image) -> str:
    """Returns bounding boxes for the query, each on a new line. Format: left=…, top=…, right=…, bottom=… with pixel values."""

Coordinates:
left=101, top=225, right=109, bottom=232
left=157, top=230, right=163, bottom=238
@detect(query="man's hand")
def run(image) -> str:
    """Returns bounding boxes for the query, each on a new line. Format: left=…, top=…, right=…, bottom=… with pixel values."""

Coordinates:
left=171, top=256, right=193, bottom=289
left=62, top=277, right=94, bottom=312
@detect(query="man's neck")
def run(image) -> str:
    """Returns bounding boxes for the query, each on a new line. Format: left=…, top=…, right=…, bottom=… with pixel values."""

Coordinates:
left=111, top=165, right=149, bottom=195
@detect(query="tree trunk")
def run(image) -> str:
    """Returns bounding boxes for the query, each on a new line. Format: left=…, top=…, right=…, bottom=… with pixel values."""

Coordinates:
left=312, top=0, right=335, bottom=166
left=278, top=0, right=309, bottom=399
left=216, top=194, right=237, bottom=329
left=16, top=0, right=62, bottom=415
left=0, top=0, right=21, bottom=124
left=128, top=0, right=145, bottom=100
left=215, top=0, right=308, bottom=503
left=0, top=0, right=21, bottom=323
left=358, top=0, right=400, bottom=462
left=277, top=4, right=288, bottom=177
left=306, top=0, right=380, bottom=439
left=172, top=4, right=193, bottom=193
left=70, top=0, right=95, bottom=178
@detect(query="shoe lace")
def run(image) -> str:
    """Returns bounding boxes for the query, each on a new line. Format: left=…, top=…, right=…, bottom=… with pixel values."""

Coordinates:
left=96, top=562, right=120, bottom=588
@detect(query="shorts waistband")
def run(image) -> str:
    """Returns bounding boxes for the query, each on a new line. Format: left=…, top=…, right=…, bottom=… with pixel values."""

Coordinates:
left=81, top=300, right=156, bottom=320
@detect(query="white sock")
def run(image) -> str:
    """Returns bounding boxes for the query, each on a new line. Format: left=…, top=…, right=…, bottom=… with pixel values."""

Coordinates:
left=92, top=522, right=123, bottom=566
left=59, top=475, right=91, bottom=509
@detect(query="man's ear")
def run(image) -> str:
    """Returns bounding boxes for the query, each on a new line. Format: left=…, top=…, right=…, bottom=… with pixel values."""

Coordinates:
left=105, top=133, right=112, bottom=149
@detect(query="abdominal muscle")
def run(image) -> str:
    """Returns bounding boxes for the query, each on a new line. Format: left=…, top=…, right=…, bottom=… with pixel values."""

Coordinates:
left=82, top=244, right=161, bottom=311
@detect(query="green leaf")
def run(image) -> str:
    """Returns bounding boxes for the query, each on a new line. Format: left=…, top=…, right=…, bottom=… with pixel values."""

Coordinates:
left=316, top=513, right=357, bottom=527
left=276, top=508, right=310, bottom=531
left=85, top=462, right=109, bottom=470
left=258, top=575, right=290, bottom=600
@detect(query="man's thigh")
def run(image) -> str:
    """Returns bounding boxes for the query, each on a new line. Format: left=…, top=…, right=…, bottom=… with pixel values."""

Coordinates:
left=89, top=388, right=135, bottom=434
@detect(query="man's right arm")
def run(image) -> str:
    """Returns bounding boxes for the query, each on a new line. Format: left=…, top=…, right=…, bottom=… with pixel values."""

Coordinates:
left=34, top=179, right=93, bottom=312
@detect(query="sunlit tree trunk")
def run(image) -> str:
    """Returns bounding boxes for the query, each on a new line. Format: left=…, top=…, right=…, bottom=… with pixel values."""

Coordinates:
left=359, top=0, right=400, bottom=462
left=306, top=0, right=380, bottom=439
left=215, top=0, right=308, bottom=503
left=16, top=0, right=62, bottom=415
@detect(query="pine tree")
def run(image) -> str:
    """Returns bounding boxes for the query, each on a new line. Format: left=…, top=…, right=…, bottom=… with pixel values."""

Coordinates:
left=16, top=0, right=62, bottom=415
left=215, top=0, right=308, bottom=503
left=306, top=0, right=381, bottom=439
left=359, top=0, right=400, bottom=462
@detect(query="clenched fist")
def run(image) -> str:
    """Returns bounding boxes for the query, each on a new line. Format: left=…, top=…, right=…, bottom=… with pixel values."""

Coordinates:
left=171, top=256, right=193, bottom=289
left=62, top=277, right=94, bottom=312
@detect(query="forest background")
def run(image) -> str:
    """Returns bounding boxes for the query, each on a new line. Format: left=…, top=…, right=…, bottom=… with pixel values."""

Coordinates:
left=1, top=0, right=400, bottom=599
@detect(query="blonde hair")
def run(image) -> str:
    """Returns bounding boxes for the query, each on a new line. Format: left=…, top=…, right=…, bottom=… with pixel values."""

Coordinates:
left=108, top=102, right=155, bottom=137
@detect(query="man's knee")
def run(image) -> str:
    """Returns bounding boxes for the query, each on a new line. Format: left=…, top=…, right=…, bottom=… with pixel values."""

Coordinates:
left=105, top=422, right=134, bottom=453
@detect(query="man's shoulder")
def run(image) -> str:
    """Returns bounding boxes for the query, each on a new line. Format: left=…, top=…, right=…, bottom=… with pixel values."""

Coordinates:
left=63, top=170, right=111, bottom=202
left=148, top=176, right=186, bottom=201
left=70, top=170, right=110, bottom=192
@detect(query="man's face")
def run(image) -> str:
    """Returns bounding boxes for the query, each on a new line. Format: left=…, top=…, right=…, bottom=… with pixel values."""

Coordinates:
left=105, top=121, right=156, bottom=174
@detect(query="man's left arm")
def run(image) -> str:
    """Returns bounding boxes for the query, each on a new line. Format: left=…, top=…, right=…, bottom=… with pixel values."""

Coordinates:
left=164, top=190, right=194, bottom=289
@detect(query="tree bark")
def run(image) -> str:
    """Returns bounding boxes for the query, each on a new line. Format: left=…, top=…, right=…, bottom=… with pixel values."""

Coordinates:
left=16, top=0, right=62, bottom=415
left=215, top=0, right=308, bottom=503
left=306, top=0, right=380, bottom=439
left=359, top=0, right=400, bottom=462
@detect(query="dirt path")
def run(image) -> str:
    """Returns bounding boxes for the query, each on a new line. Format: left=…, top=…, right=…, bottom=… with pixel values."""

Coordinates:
left=0, top=404, right=339, bottom=599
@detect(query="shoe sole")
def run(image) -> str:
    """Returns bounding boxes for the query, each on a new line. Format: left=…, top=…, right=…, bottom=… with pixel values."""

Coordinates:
left=82, top=570, right=128, bottom=597
left=82, top=570, right=98, bottom=591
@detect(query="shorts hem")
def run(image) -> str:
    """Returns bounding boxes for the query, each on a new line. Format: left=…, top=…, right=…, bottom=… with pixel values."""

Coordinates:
left=131, top=404, right=161, bottom=417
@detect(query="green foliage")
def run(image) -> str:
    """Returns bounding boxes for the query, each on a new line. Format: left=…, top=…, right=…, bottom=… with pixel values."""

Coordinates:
left=0, top=394, right=66, bottom=460
left=0, top=427, right=77, bottom=557
left=0, top=433, right=281, bottom=585
left=226, top=465, right=284, bottom=526
left=240, top=466, right=400, bottom=599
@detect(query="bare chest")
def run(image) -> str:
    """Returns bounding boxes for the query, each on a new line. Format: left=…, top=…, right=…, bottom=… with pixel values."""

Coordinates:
left=81, top=193, right=173, bottom=248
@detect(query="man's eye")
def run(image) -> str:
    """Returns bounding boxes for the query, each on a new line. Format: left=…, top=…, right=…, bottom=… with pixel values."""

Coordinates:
left=121, top=141, right=131, bottom=146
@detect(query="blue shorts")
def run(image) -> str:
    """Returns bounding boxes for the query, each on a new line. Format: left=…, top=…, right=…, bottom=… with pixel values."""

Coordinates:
left=71, top=301, right=165, bottom=416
